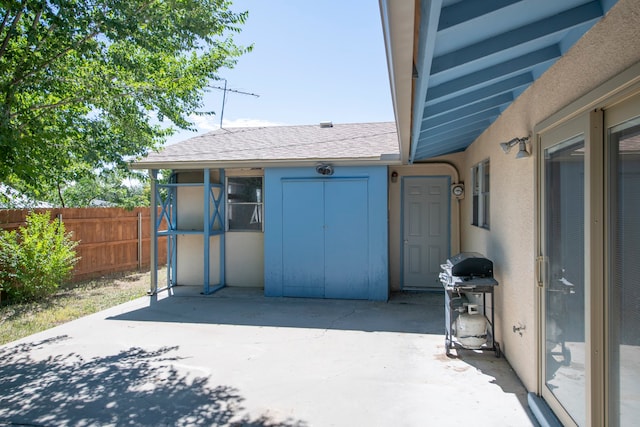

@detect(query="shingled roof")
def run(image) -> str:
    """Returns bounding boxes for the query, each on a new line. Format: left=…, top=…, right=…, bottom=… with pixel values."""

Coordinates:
left=131, top=122, right=400, bottom=169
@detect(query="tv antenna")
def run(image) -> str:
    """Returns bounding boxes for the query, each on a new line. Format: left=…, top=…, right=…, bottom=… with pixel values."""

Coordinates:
left=207, top=79, right=259, bottom=128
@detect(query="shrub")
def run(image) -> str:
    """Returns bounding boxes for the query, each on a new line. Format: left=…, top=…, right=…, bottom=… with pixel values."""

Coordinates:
left=0, top=212, right=79, bottom=303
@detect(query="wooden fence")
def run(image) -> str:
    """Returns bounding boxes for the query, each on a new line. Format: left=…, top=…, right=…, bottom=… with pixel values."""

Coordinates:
left=0, top=208, right=166, bottom=282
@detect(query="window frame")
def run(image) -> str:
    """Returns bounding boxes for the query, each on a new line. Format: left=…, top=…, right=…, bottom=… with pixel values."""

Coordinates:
left=225, top=176, right=264, bottom=232
left=471, top=159, right=490, bottom=229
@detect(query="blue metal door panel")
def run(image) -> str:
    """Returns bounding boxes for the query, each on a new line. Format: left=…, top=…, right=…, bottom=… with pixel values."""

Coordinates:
left=324, top=180, right=369, bottom=299
left=264, top=166, right=389, bottom=301
left=282, top=180, right=325, bottom=298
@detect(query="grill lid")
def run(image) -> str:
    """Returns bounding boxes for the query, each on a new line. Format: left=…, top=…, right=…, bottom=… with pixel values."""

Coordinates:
left=443, top=252, right=493, bottom=278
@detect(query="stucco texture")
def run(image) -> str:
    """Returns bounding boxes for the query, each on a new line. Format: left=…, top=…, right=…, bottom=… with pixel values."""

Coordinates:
left=460, top=0, right=640, bottom=391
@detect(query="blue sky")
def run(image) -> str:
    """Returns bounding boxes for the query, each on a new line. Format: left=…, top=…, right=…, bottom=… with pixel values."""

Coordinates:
left=166, top=0, right=394, bottom=144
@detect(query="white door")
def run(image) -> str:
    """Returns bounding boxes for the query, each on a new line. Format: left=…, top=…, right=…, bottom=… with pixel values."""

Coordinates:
left=402, top=176, right=450, bottom=290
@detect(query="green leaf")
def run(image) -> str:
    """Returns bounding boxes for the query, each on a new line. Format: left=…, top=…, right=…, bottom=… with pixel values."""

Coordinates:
left=1, top=0, right=251, bottom=196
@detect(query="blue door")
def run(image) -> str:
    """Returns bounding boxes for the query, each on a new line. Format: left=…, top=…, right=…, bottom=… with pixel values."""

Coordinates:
left=324, top=179, right=368, bottom=299
left=281, top=179, right=369, bottom=299
left=282, top=181, right=325, bottom=298
left=264, top=166, right=388, bottom=301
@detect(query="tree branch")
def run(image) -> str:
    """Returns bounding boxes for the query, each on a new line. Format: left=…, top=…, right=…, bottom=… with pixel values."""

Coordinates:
left=31, top=9, right=42, bottom=32
left=11, top=29, right=99, bottom=87
left=136, top=1, right=156, bottom=16
left=32, top=21, right=57, bottom=55
left=9, top=97, right=85, bottom=119
left=0, top=4, right=25, bottom=60
left=0, top=8, right=11, bottom=38
left=11, top=1, right=155, bottom=87
left=57, top=182, right=65, bottom=208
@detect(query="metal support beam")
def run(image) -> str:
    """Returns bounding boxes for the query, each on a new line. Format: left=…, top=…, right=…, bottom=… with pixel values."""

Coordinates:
left=219, top=169, right=226, bottom=290
left=203, top=168, right=211, bottom=294
left=149, top=169, right=158, bottom=295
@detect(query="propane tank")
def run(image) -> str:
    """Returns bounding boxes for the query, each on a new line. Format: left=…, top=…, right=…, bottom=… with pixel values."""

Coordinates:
left=456, top=304, right=487, bottom=349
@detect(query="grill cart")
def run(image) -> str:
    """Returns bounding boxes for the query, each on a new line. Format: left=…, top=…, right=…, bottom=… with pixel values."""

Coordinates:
left=439, top=252, right=501, bottom=357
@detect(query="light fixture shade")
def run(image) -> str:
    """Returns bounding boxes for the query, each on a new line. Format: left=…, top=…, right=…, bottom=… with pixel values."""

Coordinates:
left=499, top=137, right=520, bottom=153
left=515, top=140, right=530, bottom=159
left=500, top=136, right=530, bottom=158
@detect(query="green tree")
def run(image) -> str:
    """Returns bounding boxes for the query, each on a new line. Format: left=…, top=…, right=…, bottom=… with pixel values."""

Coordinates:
left=0, top=0, right=249, bottom=198
left=56, top=168, right=149, bottom=209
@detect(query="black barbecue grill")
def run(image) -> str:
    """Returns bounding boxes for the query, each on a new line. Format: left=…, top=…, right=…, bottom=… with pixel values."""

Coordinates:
left=440, top=252, right=500, bottom=357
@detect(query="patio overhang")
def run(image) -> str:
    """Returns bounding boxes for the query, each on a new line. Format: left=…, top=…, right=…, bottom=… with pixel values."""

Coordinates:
left=379, top=0, right=619, bottom=164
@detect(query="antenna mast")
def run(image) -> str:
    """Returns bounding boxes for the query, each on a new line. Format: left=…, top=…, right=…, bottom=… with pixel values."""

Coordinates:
left=207, top=79, right=260, bottom=128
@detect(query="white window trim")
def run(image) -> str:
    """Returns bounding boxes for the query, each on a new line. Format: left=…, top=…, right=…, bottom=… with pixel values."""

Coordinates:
left=225, top=176, right=264, bottom=232
left=472, top=159, right=490, bottom=229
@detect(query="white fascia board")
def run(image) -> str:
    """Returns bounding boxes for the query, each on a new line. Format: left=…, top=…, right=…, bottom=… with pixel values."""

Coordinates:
left=379, top=0, right=416, bottom=165
left=130, top=157, right=402, bottom=171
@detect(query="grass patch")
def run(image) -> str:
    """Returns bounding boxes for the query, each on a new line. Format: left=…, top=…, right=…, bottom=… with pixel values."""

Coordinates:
left=0, top=269, right=165, bottom=345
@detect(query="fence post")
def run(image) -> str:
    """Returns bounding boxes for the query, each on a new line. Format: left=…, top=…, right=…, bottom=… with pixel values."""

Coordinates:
left=137, top=211, right=143, bottom=271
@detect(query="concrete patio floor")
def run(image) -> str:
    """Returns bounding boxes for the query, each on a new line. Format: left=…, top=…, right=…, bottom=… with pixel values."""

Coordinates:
left=0, top=287, right=537, bottom=426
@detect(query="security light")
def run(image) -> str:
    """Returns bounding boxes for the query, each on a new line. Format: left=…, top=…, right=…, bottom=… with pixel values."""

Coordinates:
left=315, top=163, right=334, bottom=176
left=499, top=136, right=530, bottom=159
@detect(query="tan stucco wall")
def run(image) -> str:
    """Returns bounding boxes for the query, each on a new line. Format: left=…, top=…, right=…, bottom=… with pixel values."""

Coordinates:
left=226, top=232, right=264, bottom=287
left=388, top=152, right=465, bottom=290
left=460, top=0, right=640, bottom=391
left=177, top=234, right=221, bottom=285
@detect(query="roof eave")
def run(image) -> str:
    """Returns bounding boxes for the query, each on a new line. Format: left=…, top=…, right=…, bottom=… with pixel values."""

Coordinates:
left=130, top=156, right=402, bottom=171
left=379, top=0, right=415, bottom=165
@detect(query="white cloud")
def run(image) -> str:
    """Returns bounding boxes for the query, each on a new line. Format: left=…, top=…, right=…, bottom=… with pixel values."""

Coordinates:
left=189, top=114, right=220, bottom=132
left=223, top=118, right=285, bottom=128
left=188, top=114, right=284, bottom=132
left=164, top=116, right=285, bottom=145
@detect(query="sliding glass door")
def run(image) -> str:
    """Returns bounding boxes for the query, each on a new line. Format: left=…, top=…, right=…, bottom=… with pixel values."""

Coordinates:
left=540, top=117, right=587, bottom=426
left=606, top=97, right=640, bottom=426
left=539, top=92, right=640, bottom=426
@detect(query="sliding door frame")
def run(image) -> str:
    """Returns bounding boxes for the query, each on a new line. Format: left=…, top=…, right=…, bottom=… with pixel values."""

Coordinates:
left=535, top=62, right=640, bottom=426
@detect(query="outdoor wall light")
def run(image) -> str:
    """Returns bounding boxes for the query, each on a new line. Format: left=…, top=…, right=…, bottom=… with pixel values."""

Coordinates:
left=315, top=163, right=334, bottom=176
left=391, top=171, right=398, bottom=183
left=499, top=136, right=530, bottom=159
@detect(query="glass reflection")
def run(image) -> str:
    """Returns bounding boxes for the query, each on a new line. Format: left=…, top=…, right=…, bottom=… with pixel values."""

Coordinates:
left=609, top=118, right=640, bottom=426
left=544, top=136, right=586, bottom=426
